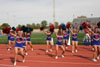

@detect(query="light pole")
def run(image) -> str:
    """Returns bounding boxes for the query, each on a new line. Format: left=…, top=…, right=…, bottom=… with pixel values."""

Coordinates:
left=53, top=0, right=56, bottom=23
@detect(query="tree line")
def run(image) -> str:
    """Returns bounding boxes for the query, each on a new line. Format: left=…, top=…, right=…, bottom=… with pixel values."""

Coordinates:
left=0, top=20, right=72, bottom=30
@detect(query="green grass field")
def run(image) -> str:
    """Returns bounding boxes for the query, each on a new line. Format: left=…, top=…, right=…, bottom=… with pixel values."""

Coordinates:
left=0, top=32, right=85, bottom=45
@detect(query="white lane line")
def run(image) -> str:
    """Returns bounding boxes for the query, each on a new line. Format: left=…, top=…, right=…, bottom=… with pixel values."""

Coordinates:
left=27, top=60, right=100, bottom=66
left=0, top=54, right=91, bottom=60
left=1, top=59, right=100, bottom=66
left=0, top=64, right=28, bottom=67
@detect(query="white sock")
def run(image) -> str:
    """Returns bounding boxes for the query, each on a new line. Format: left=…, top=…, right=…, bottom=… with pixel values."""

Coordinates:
left=61, top=55, right=64, bottom=58
left=97, top=56, right=99, bottom=60
left=49, top=49, right=53, bottom=52
left=55, top=56, right=58, bottom=59
left=14, top=62, right=16, bottom=66
left=92, top=58, right=97, bottom=62
left=46, top=50, right=48, bottom=53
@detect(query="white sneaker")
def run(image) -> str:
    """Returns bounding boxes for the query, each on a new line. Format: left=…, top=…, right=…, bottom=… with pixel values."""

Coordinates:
left=72, top=51, right=74, bottom=53
left=14, top=62, right=16, bottom=66
left=92, top=48, right=94, bottom=51
left=92, top=58, right=97, bottom=62
left=8, top=48, right=10, bottom=51
left=25, top=52, right=28, bottom=56
left=49, top=49, right=53, bottom=52
left=61, top=55, right=64, bottom=58
left=66, top=47, right=68, bottom=49
left=31, top=48, right=34, bottom=51
left=46, top=50, right=48, bottom=53
left=75, top=50, right=78, bottom=53
left=22, top=59, right=25, bottom=63
left=97, top=56, right=99, bottom=60
left=55, top=56, right=58, bottom=59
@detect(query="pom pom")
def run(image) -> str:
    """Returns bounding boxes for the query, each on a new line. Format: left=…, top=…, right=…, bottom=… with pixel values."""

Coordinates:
left=29, top=28, right=33, bottom=32
left=61, top=24, right=66, bottom=30
left=97, top=22, right=100, bottom=28
left=82, top=22, right=87, bottom=28
left=2, top=28, right=6, bottom=33
left=26, top=28, right=31, bottom=33
left=79, top=25, right=83, bottom=30
left=49, top=29, right=54, bottom=33
left=21, top=26, right=28, bottom=32
left=12, top=27, right=16, bottom=31
left=21, top=26, right=26, bottom=30
left=16, top=28, right=21, bottom=32
left=49, top=24, right=55, bottom=30
left=58, top=25, right=61, bottom=29
left=66, top=24, right=70, bottom=29
left=86, top=22, right=91, bottom=28
left=2, top=27, right=11, bottom=34
left=40, top=27, right=44, bottom=31
left=26, top=27, right=33, bottom=33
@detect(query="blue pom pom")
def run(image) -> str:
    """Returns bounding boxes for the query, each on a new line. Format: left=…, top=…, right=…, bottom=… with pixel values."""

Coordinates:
left=61, top=24, right=66, bottom=30
left=12, top=27, right=16, bottom=31
left=80, top=25, right=83, bottom=30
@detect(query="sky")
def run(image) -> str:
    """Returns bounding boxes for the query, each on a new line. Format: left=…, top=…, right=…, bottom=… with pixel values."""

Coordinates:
left=0, top=0, right=100, bottom=27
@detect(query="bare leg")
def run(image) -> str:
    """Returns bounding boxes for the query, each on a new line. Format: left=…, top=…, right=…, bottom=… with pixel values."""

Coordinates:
left=19, top=48, right=25, bottom=62
left=63, top=40, right=65, bottom=46
left=24, top=47, right=28, bottom=56
left=97, top=46, right=100, bottom=60
left=92, top=46, right=97, bottom=62
left=75, top=41, right=78, bottom=52
left=12, top=41, right=15, bottom=49
left=55, top=45, right=59, bottom=59
left=98, top=46, right=100, bottom=56
left=60, top=46, right=65, bottom=56
left=49, top=41, right=53, bottom=51
left=8, top=41, right=11, bottom=50
left=72, top=41, right=75, bottom=53
left=14, top=48, right=18, bottom=65
left=65, top=40, right=68, bottom=49
left=29, top=42, right=33, bottom=48
left=46, top=41, right=49, bottom=52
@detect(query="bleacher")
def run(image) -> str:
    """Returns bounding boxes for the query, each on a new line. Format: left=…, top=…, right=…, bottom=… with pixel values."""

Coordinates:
left=73, top=17, right=100, bottom=24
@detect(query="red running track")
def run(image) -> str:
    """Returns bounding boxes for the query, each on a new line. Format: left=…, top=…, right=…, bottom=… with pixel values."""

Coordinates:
left=0, top=44, right=100, bottom=67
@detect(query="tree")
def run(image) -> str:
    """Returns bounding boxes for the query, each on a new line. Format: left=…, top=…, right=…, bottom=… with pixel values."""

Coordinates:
left=67, top=22, right=72, bottom=25
left=17, top=24, right=22, bottom=28
left=32, top=23, right=36, bottom=29
left=0, top=23, right=10, bottom=30
left=41, top=20, right=47, bottom=28
left=54, top=22, right=59, bottom=29
left=35, top=24, right=40, bottom=29
left=26, top=24, right=32, bottom=28
left=1, top=23, right=10, bottom=27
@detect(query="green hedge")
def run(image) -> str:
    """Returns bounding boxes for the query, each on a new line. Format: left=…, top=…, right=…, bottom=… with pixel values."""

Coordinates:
left=0, top=32, right=85, bottom=45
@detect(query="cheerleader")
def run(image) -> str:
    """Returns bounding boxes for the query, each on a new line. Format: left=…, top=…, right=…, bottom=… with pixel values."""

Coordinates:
left=7, top=33, right=11, bottom=50
left=62, top=29, right=70, bottom=49
left=14, top=31, right=25, bottom=65
left=54, top=30, right=65, bottom=59
left=26, top=32, right=33, bottom=51
left=8, top=30, right=16, bottom=50
left=87, top=27, right=100, bottom=62
left=91, top=26, right=95, bottom=51
left=22, top=32, right=28, bottom=56
left=70, top=28, right=79, bottom=53
left=84, top=28, right=91, bottom=42
left=43, top=29, right=53, bottom=53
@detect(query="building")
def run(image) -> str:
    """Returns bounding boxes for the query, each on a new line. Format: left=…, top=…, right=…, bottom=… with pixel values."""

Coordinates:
left=73, top=17, right=100, bottom=24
